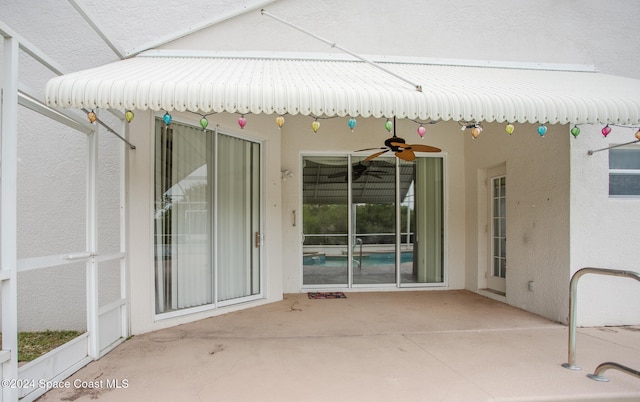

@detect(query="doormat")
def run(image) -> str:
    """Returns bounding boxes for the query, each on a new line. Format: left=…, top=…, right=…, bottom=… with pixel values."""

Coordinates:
left=307, top=292, right=347, bottom=299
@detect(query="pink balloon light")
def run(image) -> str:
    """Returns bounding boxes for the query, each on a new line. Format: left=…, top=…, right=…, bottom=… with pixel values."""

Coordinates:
left=238, top=115, right=247, bottom=129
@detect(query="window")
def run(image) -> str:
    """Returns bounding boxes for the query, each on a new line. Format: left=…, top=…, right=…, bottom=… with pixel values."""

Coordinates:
left=609, top=147, right=640, bottom=197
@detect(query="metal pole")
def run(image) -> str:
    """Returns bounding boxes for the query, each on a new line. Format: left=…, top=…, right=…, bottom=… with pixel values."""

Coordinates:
left=562, top=270, right=581, bottom=370
left=261, top=9, right=423, bottom=92
left=562, top=267, right=640, bottom=371
left=588, top=361, right=640, bottom=382
left=588, top=139, right=640, bottom=155
left=82, top=108, right=136, bottom=149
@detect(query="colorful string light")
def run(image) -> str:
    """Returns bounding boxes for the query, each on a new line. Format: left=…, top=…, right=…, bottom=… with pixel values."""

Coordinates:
left=537, top=124, right=548, bottom=137
left=125, top=110, right=134, bottom=123
left=311, top=118, right=320, bottom=133
left=348, top=117, right=357, bottom=132
left=87, top=110, right=97, bottom=124
left=163, top=112, right=172, bottom=126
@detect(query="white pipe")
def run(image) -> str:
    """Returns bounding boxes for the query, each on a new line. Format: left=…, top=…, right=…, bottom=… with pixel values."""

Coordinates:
left=127, top=0, right=277, bottom=58
left=261, top=9, right=423, bottom=92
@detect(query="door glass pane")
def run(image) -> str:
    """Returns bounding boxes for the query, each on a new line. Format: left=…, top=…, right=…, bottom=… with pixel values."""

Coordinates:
left=302, top=156, right=349, bottom=285
left=403, top=158, right=444, bottom=284
left=154, top=121, right=213, bottom=313
left=352, top=157, right=396, bottom=285
left=217, top=134, right=261, bottom=302
left=492, top=175, right=507, bottom=279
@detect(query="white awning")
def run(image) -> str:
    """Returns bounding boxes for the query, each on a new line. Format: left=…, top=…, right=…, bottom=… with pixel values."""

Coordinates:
left=45, top=52, right=640, bottom=125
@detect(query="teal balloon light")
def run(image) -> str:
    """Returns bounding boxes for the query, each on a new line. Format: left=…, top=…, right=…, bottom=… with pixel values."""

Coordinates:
left=163, top=112, right=172, bottom=126
left=348, top=117, right=357, bottom=132
left=537, top=124, right=547, bottom=137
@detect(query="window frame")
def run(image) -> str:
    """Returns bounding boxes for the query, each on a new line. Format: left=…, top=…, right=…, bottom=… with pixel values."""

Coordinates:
left=609, top=145, right=640, bottom=198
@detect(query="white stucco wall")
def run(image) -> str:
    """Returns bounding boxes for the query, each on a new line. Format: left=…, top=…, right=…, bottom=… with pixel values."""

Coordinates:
left=569, top=125, right=640, bottom=326
left=173, top=0, right=640, bottom=80
left=464, top=123, right=571, bottom=323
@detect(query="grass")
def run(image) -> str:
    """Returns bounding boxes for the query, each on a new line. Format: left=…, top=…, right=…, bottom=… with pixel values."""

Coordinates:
left=1, top=330, right=83, bottom=362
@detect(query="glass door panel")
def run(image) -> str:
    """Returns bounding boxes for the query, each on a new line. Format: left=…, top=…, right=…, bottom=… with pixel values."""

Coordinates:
left=302, top=156, right=349, bottom=286
left=154, top=122, right=213, bottom=313
left=351, top=157, right=396, bottom=285
left=217, top=134, right=261, bottom=302
left=401, top=158, right=444, bottom=284
left=399, top=160, right=416, bottom=283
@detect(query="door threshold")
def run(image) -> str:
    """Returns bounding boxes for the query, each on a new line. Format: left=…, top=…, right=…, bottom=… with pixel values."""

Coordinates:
left=482, top=288, right=505, bottom=296
left=478, top=288, right=506, bottom=301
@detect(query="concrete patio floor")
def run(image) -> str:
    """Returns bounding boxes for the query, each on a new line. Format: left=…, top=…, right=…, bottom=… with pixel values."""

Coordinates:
left=39, top=290, right=640, bottom=401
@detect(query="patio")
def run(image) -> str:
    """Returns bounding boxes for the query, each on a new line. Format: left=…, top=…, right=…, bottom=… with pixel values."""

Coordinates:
left=38, top=290, right=640, bottom=401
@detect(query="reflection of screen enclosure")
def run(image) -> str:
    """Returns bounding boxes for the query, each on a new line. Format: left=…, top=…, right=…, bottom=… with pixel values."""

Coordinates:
left=302, top=156, right=443, bottom=287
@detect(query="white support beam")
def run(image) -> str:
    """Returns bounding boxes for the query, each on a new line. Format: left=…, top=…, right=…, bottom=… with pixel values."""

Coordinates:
left=0, top=19, right=66, bottom=75
left=0, top=270, right=10, bottom=281
left=126, top=0, right=276, bottom=57
left=1, top=35, right=20, bottom=402
left=119, top=120, right=130, bottom=350
left=66, top=0, right=126, bottom=59
left=0, top=351, right=10, bottom=365
left=86, top=129, right=100, bottom=359
left=18, top=87, right=94, bottom=135
left=2, top=19, right=129, bottom=130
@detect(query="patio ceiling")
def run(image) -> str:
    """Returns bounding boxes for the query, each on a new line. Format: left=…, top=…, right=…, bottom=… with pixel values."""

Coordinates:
left=45, top=52, right=640, bottom=126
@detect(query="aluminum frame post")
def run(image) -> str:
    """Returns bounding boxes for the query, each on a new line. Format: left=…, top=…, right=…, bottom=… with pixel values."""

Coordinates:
left=1, top=35, right=20, bottom=402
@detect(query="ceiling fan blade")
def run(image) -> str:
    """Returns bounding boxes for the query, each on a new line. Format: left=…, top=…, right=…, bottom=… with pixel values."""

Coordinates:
left=328, top=172, right=347, bottom=179
left=395, top=150, right=416, bottom=161
left=355, top=146, right=386, bottom=152
left=364, top=149, right=389, bottom=161
left=405, top=144, right=442, bottom=153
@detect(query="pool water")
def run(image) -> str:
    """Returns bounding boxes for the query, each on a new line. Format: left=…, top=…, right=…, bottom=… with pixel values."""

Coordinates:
left=304, top=252, right=413, bottom=267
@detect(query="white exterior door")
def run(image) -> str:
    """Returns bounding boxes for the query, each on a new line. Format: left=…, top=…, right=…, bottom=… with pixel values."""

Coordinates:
left=487, top=167, right=506, bottom=295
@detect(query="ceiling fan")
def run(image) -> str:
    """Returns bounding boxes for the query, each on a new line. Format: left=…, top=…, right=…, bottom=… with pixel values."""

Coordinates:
left=327, top=161, right=387, bottom=182
left=356, top=117, right=441, bottom=161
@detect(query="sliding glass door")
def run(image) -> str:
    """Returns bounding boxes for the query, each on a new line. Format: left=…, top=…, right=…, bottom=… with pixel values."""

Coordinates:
left=154, top=120, right=261, bottom=314
left=302, top=154, right=444, bottom=288
left=217, top=134, right=261, bottom=303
